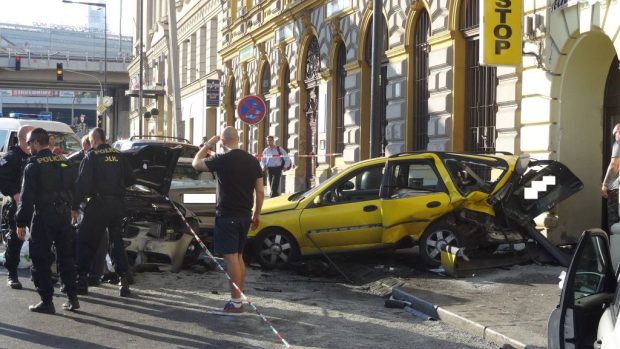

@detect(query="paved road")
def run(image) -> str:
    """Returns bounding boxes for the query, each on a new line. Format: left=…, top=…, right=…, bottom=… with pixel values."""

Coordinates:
left=0, top=257, right=497, bottom=349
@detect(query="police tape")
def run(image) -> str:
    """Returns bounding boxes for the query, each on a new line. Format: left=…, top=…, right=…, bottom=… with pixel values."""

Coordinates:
left=163, top=195, right=292, bottom=349
left=256, top=153, right=342, bottom=159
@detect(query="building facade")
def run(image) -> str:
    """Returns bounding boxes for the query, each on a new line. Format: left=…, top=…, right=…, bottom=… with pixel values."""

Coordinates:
left=131, top=0, right=620, bottom=243
left=127, top=0, right=222, bottom=143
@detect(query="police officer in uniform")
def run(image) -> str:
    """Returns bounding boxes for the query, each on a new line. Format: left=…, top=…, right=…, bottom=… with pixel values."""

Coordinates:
left=0, top=125, right=33, bottom=289
left=16, top=128, right=79, bottom=313
left=73, top=128, right=135, bottom=297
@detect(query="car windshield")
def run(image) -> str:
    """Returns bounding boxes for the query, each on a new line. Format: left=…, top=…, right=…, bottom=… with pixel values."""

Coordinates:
left=173, top=161, right=216, bottom=186
left=290, top=167, right=350, bottom=201
left=443, top=156, right=508, bottom=194
left=50, top=132, right=81, bottom=154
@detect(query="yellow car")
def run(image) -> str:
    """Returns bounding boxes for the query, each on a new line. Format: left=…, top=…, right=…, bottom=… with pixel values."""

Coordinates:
left=248, top=152, right=583, bottom=269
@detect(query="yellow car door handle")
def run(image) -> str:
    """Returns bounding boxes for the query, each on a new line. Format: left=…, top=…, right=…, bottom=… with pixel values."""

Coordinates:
left=363, top=205, right=378, bottom=212
left=426, top=201, right=441, bottom=208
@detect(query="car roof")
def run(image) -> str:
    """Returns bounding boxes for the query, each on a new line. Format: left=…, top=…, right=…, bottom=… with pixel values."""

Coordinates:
left=0, top=118, right=75, bottom=133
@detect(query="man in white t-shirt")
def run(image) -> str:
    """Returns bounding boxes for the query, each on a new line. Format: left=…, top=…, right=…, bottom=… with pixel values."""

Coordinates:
left=260, top=136, right=291, bottom=197
left=602, top=123, right=620, bottom=232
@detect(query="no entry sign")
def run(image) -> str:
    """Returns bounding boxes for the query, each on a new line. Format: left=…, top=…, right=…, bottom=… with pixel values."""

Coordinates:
left=237, top=95, right=266, bottom=125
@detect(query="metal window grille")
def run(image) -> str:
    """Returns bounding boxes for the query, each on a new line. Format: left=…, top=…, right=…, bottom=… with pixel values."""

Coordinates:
left=261, top=64, right=271, bottom=136
left=461, top=0, right=498, bottom=154
left=413, top=10, right=430, bottom=151
left=335, top=43, right=346, bottom=154
left=282, top=66, right=290, bottom=142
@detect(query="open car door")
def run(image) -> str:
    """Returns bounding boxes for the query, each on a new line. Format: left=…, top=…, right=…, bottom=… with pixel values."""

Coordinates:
left=548, top=229, right=617, bottom=349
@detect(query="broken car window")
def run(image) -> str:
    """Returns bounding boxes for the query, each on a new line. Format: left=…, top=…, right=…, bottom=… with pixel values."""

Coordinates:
left=443, top=156, right=507, bottom=195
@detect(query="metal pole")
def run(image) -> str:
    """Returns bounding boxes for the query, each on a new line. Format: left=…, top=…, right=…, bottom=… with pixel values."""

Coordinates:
left=369, top=0, right=383, bottom=158
left=119, top=0, right=122, bottom=53
left=138, top=0, right=144, bottom=137
left=104, top=5, right=108, bottom=132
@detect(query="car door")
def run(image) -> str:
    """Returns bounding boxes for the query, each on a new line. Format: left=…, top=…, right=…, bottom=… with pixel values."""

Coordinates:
left=381, top=159, right=451, bottom=243
left=299, top=164, right=385, bottom=252
left=548, top=229, right=618, bottom=349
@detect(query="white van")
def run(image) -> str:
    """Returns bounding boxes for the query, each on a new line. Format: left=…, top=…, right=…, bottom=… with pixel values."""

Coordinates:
left=0, top=117, right=81, bottom=156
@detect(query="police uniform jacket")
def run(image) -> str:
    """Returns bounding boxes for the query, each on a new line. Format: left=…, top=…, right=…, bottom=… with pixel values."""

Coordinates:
left=72, top=144, right=136, bottom=210
left=0, top=145, right=29, bottom=199
left=16, top=148, right=74, bottom=228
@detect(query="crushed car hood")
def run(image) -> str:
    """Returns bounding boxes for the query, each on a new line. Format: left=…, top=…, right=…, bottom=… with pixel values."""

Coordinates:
left=260, top=194, right=300, bottom=214
left=124, top=145, right=182, bottom=196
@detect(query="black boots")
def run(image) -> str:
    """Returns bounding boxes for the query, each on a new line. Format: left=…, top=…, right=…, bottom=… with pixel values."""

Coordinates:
left=62, top=298, right=80, bottom=311
left=76, top=273, right=88, bottom=295
left=29, top=301, right=56, bottom=314
left=119, top=275, right=131, bottom=297
left=7, top=273, right=22, bottom=289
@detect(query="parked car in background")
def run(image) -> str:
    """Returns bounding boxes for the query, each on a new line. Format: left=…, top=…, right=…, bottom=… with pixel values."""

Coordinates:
left=547, top=229, right=620, bottom=349
left=0, top=116, right=81, bottom=156
left=248, top=151, right=583, bottom=269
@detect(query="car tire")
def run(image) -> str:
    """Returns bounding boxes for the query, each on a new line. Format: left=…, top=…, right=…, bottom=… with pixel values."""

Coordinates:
left=253, top=228, right=300, bottom=269
left=419, top=221, right=463, bottom=268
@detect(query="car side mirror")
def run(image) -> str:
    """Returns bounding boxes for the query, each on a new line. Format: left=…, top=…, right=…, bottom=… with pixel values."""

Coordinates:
left=343, top=181, right=355, bottom=190
left=313, top=196, right=322, bottom=206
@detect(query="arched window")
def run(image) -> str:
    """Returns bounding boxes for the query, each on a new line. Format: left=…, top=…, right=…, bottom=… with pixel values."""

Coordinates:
left=335, top=43, right=346, bottom=154
left=260, top=63, right=271, bottom=139
left=460, top=0, right=498, bottom=153
left=281, top=64, right=290, bottom=144
left=227, top=76, right=237, bottom=127
left=412, top=10, right=430, bottom=150
left=364, top=15, right=389, bottom=157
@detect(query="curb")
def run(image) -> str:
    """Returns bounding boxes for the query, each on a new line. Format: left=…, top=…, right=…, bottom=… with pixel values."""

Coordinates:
left=392, top=288, right=534, bottom=349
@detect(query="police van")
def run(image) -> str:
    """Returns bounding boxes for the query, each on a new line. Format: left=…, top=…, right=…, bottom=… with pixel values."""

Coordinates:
left=0, top=113, right=82, bottom=156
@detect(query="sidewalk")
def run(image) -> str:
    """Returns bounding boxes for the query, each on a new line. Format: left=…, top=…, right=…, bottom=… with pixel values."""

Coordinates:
left=392, top=264, right=564, bottom=349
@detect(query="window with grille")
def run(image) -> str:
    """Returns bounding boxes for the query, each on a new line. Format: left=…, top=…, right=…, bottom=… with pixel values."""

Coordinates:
left=413, top=10, right=430, bottom=151
left=460, top=0, right=498, bottom=154
left=282, top=65, right=290, bottom=143
left=335, top=43, right=346, bottom=154
left=261, top=63, right=271, bottom=137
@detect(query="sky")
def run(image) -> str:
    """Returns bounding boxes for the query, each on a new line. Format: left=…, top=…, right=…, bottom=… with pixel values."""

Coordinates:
left=0, top=0, right=134, bottom=36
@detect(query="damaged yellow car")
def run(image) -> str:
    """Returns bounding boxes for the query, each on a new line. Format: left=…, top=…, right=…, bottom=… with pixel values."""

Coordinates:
left=248, top=152, right=582, bottom=269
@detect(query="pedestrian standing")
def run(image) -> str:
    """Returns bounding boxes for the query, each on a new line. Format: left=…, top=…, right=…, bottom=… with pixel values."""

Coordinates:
left=193, top=126, right=264, bottom=314
left=603, top=123, right=620, bottom=233
left=15, top=128, right=79, bottom=313
left=48, top=134, right=64, bottom=155
left=260, top=136, right=291, bottom=197
left=0, top=125, right=33, bottom=289
left=72, top=128, right=136, bottom=297
left=66, top=135, right=106, bottom=288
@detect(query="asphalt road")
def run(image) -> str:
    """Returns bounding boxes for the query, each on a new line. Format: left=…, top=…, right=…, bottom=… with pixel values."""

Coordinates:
left=0, top=249, right=498, bottom=349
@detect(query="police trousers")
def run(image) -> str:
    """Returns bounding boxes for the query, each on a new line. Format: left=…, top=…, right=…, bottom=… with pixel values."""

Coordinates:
left=76, top=196, right=129, bottom=275
left=2, top=200, right=25, bottom=274
left=30, top=206, right=77, bottom=302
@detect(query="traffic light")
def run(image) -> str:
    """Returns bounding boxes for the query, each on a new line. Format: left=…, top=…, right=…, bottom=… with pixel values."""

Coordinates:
left=97, top=115, right=102, bottom=127
left=56, top=63, right=63, bottom=81
left=15, top=55, right=21, bottom=71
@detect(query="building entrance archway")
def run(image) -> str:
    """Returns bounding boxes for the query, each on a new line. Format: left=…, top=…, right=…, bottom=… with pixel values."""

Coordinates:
left=555, top=32, right=616, bottom=240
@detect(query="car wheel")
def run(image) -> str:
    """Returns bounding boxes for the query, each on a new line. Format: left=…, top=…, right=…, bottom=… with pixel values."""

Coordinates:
left=254, top=228, right=299, bottom=269
left=419, top=222, right=463, bottom=268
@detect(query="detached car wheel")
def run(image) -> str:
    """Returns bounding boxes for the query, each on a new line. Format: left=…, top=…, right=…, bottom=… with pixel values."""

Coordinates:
left=420, top=222, right=463, bottom=268
left=254, top=229, right=299, bottom=269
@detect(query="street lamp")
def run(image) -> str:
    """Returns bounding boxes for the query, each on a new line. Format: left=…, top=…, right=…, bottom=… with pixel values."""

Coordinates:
left=61, top=0, right=107, bottom=117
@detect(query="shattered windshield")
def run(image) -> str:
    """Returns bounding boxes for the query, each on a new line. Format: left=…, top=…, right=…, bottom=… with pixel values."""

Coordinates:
left=443, top=156, right=508, bottom=194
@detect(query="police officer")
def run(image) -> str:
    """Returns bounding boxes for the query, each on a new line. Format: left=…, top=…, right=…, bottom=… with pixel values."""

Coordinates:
left=73, top=127, right=135, bottom=297
left=0, top=125, right=33, bottom=289
left=16, top=128, right=79, bottom=313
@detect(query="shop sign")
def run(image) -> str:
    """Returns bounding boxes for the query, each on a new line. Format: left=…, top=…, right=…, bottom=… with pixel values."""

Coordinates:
left=206, top=79, right=220, bottom=107
left=480, top=0, right=522, bottom=66
left=239, top=45, right=254, bottom=62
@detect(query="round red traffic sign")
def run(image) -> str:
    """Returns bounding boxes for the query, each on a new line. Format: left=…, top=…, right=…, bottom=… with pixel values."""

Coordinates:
left=237, top=95, right=266, bottom=125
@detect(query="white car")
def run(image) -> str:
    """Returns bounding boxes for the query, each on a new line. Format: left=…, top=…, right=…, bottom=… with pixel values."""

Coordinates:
left=548, top=229, right=620, bottom=349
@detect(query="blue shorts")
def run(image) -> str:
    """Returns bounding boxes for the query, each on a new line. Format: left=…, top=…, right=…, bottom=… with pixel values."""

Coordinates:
left=214, top=216, right=252, bottom=255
